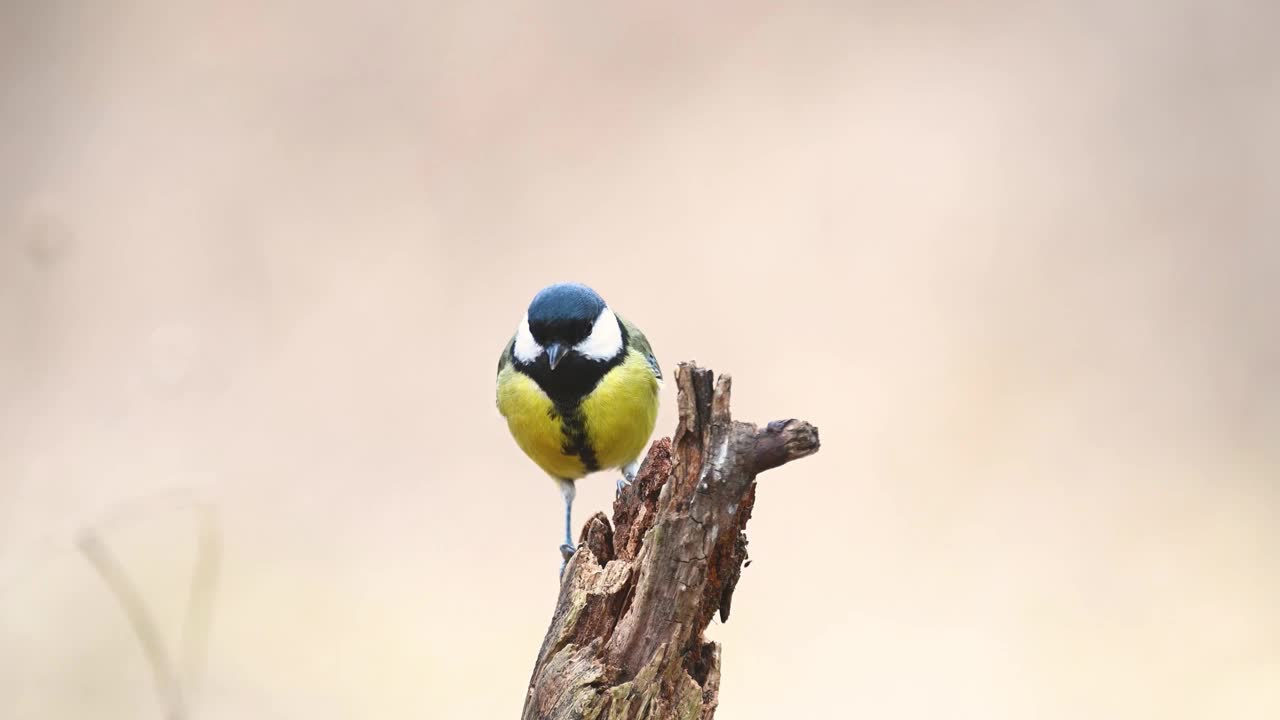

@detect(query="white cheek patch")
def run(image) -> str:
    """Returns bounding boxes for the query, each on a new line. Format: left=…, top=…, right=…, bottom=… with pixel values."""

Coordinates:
left=574, top=307, right=623, bottom=361
left=513, top=314, right=543, bottom=363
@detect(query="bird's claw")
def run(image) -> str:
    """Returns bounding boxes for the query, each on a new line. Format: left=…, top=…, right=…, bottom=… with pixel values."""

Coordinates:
left=615, top=477, right=632, bottom=498
left=559, top=543, right=576, bottom=578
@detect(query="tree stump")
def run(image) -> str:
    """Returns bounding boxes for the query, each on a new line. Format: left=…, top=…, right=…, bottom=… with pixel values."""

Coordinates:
left=522, top=363, right=820, bottom=720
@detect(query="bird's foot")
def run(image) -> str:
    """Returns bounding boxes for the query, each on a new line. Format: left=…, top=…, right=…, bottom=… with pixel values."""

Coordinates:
left=559, top=543, right=576, bottom=578
left=617, top=459, right=640, bottom=499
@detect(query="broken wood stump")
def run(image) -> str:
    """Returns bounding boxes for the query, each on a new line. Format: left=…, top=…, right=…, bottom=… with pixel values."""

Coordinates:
left=523, top=362, right=820, bottom=720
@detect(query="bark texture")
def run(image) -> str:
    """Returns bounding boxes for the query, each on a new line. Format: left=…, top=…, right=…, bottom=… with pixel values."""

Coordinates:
left=522, top=363, right=820, bottom=720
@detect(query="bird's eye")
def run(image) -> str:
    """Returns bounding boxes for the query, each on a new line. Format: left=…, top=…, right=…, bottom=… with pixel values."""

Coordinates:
left=527, top=325, right=549, bottom=346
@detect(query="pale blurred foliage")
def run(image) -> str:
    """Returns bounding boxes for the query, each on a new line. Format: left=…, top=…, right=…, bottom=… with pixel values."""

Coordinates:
left=1, top=1, right=1278, bottom=718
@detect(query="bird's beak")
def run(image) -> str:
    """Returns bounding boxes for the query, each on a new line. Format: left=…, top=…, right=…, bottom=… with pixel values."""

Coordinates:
left=546, top=343, right=566, bottom=370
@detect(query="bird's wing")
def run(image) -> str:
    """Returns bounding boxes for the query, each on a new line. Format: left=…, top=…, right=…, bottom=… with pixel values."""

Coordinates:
left=619, top=315, right=662, bottom=380
left=497, top=333, right=515, bottom=377
left=495, top=334, right=516, bottom=414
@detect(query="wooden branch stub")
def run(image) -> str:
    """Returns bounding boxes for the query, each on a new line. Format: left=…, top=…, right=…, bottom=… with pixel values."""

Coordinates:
left=749, top=419, right=821, bottom=475
left=522, top=363, right=820, bottom=720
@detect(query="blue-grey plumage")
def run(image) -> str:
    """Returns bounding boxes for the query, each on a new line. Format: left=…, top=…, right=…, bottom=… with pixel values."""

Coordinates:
left=495, top=283, right=662, bottom=574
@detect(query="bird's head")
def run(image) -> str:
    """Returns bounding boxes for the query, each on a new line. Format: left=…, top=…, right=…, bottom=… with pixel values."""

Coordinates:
left=515, top=282, right=622, bottom=371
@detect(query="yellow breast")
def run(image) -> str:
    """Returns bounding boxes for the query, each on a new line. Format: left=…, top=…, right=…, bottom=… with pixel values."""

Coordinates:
left=580, top=350, right=660, bottom=471
left=496, top=366, right=588, bottom=479
left=497, top=349, right=660, bottom=481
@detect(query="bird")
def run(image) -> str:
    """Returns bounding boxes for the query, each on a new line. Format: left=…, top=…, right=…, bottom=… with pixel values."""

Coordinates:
left=496, top=282, right=662, bottom=573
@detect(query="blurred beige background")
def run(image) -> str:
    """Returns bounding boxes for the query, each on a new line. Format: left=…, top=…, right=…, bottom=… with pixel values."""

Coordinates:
left=2, top=1, right=1278, bottom=718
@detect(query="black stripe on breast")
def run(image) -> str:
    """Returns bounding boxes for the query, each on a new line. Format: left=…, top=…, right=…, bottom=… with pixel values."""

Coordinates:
left=547, top=403, right=599, bottom=473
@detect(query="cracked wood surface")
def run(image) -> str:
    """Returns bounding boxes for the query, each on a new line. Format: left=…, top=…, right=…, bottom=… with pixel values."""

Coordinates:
left=522, top=363, right=820, bottom=720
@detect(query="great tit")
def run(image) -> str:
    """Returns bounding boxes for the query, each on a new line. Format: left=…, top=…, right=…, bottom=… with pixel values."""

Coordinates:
left=496, top=282, right=662, bottom=572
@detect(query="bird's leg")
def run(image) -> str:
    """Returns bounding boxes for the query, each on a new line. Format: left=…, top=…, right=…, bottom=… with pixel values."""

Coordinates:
left=558, top=480, right=576, bottom=575
left=616, top=458, right=641, bottom=498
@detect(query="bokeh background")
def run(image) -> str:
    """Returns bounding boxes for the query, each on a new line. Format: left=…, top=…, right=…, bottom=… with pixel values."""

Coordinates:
left=2, top=1, right=1278, bottom=718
